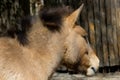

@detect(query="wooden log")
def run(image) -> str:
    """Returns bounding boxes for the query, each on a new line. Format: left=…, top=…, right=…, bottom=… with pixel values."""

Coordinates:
left=105, top=0, right=116, bottom=66
left=110, top=0, right=119, bottom=66
left=92, top=0, right=104, bottom=67
left=115, top=0, right=120, bottom=65
left=99, top=0, right=110, bottom=66
left=86, top=0, right=96, bottom=48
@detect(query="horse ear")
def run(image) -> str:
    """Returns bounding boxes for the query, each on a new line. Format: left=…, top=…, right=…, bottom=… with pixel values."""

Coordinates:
left=65, top=4, right=84, bottom=28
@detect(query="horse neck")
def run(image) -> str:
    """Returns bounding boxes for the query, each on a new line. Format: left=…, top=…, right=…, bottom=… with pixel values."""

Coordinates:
left=23, top=18, right=66, bottom=78
left=26, top=18, right=51, bottom=49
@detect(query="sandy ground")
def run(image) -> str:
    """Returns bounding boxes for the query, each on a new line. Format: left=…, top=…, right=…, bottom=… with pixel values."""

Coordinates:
left=51, top=72, right=120, bottom=80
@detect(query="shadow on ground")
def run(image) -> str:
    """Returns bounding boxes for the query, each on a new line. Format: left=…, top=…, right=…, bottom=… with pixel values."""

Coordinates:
left=51, top=72, right=120, bottom=80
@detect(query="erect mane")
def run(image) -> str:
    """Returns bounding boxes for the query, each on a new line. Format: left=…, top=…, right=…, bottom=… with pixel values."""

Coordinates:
left=0, top=6, right=73, bottom=45
left=39, top=6, right=73, bottom=31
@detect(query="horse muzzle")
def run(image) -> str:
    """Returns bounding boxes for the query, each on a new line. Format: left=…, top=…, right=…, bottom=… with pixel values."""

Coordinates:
left=86, top=66, right=98, bottom=76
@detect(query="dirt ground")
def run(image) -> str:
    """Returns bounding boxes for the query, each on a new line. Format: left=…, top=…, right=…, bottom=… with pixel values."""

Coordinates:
left=51, top=72, right=120, bottom=80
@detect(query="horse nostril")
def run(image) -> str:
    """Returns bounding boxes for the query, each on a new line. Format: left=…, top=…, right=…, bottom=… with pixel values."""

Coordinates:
left=91, top=67, right=96, bottom=73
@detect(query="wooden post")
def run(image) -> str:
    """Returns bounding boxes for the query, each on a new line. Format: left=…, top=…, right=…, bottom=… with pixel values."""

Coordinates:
left=115, top=0, right=120, bottom=65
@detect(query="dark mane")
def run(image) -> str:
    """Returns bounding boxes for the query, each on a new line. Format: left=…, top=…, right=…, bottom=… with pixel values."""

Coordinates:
left=15, top=16, right=32, bottom=45
left=0, top=6, right=73, bottom=45
left=39, top=6, right=73, bottom=31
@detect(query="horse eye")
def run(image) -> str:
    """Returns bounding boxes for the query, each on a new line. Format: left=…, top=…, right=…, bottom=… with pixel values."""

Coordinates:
left=83, top=36, right=87, bottom=41
left=85, top=51, right=88, bottom=55
left=83, top=36, right=86, bottom=39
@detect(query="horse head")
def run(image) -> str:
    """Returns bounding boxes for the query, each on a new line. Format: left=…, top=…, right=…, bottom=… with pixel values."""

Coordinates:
left=62, top=4, right=100, bottom=76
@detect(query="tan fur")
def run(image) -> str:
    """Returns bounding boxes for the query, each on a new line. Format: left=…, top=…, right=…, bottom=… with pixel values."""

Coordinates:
left=63, top=25, right=99, bottom=75
left=0, top=19, right=65, bottom=80
left=0, top=4, right=99, bottom=80
left=74, top=25, right=87, bottom=36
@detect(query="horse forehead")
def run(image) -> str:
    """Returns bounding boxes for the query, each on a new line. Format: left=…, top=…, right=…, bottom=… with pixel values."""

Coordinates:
left=69, top=34, right=87, bottom=53
left=77, top=35, right=87, bottom=44
left=74, top=26, right=87, bottom=36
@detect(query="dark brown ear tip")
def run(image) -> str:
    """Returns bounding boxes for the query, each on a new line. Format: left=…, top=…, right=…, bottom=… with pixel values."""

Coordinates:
left=81, top=3, right=84, bottom=7
left=79, top=3, right=84, bottom=10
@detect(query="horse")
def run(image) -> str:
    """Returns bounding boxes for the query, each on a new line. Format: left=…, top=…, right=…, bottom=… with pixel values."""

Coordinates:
left=61, top=25, right=99, bottom=76
left=0, top=4, right=99, bottom=80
